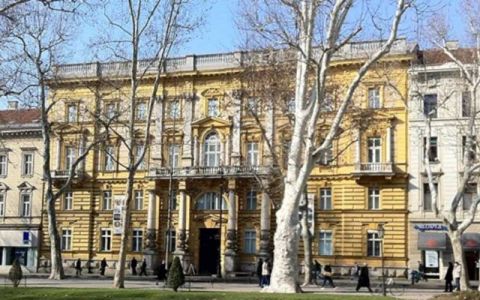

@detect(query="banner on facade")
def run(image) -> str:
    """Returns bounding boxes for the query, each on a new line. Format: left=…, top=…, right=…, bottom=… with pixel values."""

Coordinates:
left=113, top=195, right=126, bottom=235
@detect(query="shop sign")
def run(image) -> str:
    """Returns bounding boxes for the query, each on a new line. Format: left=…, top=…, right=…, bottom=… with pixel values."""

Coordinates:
left=425, top=250, right=439, bottom=268
left=414, top=224, right=447, bottom=232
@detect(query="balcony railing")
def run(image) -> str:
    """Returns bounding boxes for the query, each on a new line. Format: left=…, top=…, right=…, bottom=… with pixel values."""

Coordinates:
left=149, top=165, right=271, bottom=178
left=352, top=163, right=394, bottom=177
left=50, top=169, right=86, bottom=180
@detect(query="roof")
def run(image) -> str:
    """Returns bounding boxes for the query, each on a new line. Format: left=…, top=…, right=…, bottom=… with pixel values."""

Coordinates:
left=416, top=48, right=476, bottom=66
left=0, top=108, right=41, bottom=126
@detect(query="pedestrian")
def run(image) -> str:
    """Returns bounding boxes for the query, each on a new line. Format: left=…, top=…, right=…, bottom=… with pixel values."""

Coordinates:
left=100, top=258, right=108, bottom=276
left=356, top=263, right=373, bottom=292
left=256, top=258, right=263, bottom=287
left=75, top=258, right=82, bottom=277
left=350, top=262, right=360, bottom=281
left=321, top=264, right=335, bottom=289
left=261, top=259, right=270, bottom=287
left=418, top=261, right=428, bottom=281
left=444, top=262, right=453, bottom=292
left=139, top=258, right=148, bottom=276
left=131, top=257, right=138, bottom=275
left=155, top=260, right=166, bottom=285
left=453, top=262, right=461, bottom=291
left=313, top=260, right=322, bottom=284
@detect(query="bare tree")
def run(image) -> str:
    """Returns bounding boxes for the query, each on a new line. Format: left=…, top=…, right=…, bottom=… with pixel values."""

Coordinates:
left=239, top=0, right=411, bottom=292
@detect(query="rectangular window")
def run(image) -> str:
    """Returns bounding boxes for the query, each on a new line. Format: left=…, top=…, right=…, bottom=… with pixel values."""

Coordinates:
left=132, top=229, right=143, bottom=252
left=21, top=193, right=31, bottom=217
left=207, top=98, right=219, bottom=117
left=104, top=146, right=115, bottom=171
left=321, top=94, right=334, bottom=112
left=320, top=188, right=332, bottom=210
left=0, top=193, right=5, bottom=216
left=247, top=142, right=259, bottom=166
left=246, top=190, right=257, bottom=210
left=287, top=98, right=295, bottom=113
left=462, top=91, right=471, bottom=117
left=463, top=183, right=477, bottom=211
left=103, top=190, right=112, bottom=210
left=319, top=144, right=333, bottom=165
left=319, top=231, right=333, bottom=255
left=169, top=144, right=180, bottom=168
left=169, top=190, right=177, bottom=210
left=368, top=188, right=380, bottom=210
left=423, top=183, right=437, bottom=212
left=367, top=137, right=381, bottom=163
left=244, top=230, right=256, bottom=254
left=135, top=102, right=147, bottom=121
left=61, top=229, right=72, bottom=251
left=135, top=144, right=145, bottom=170
left=423, top=94, right=438, bottom=118
left=100, top=229, right=112, bottom=251
left=134, top=190, right=143, bottom=210
left=169, top=100, right=180, bottom=119
left=63, top=192, right=73, bottom=210
left=22, top=153, right=33, bottom=176
left=105, top=102, right=117, bottom=119
left=367, top=232, right=382, bottom=257
left=462, top=136, right=477, bottom=161
left=67, top=104, right=78, bottom=122
left=247, top=98, right=258, bottom=115
left=165, top=230, right=175, bottom=252
left=368, top=87, right=380, bottom=109
left=423, top=137, right=438, bottom=162
left=0, top=154, right=7, bottom=176
left=65, top=146, right=76, bottom=171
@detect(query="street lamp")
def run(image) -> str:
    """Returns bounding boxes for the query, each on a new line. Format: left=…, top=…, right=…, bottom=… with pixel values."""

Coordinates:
left=377, top=223, right=386, bottom=297
left=217, top=167, right=224, bottom=278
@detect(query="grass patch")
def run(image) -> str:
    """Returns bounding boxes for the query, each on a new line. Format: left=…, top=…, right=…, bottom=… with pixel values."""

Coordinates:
left=0, top=287, right=393, bottom=300
left=432, top=290, right=480, bottom=300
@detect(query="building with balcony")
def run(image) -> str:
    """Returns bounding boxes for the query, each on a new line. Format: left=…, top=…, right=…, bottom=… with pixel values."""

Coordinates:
left=408, top=47, right=480, bottom=280
left=40, top=39, right=414, bottom=276
left=0, top=104, right=42, bottom=273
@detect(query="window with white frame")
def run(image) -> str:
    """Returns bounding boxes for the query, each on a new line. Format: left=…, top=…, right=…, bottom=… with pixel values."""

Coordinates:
left=423, top=183, right=436, bottom=212
left=103, top=190, right=112, bottom=210
left=65, top=146, right=76, bottom=171
left=463, top=183, right=477, bottom=211
left=287, top=98, right=295, bottom=113
left=247, top=142, right=259, bottom=166
left=368, top=87, right=380, bottom=109
left=196, top=192, right=226, bottom=210
left=367, top=231, right=382, bottom=257
left=169, top=144, right=180, bottom=168
left=424, top=137, right=438, bottom=162
left=368, top=188, right=380, bottom=210
left=319, top=144, right=333, bottom=165
left=104, top=145, right=115, bottom=171
left=0, top=154, right=7, bottom=176
left=246, top=190, right=257, bottom=210
left=169, top=100, right=180, bottom=119
left=135, top=102, right=147, bottom=121
left=168, top=189, right=177, bottom=210
left=319, top=231, right=333, bottom=255
left=423, top=94, right=438, bottom=118
left=367, top=137, right=381, bottom=163
left=247, top=97, right=258, bottom=115
left=100, top=229, right=112, bottom=251
left=134, top=190, right=143, bottom=210
left=21, top=192, right=31, bottom=217
left=207, top=98, right=219, bottom=117
left=105, top=102, right=117, bottom=119
left=203, top=133, right=220, bottom=167
left=462, top=91, right=472, bottom=117
left=165, top=230, right=175, bottom=252
left=61, top=229, right=72, bottom=251
left=67, top=104, right=78, bottom=123
left=0, top=193, right=5, bottom=216
left=135, top=144, right=145, bottom=170
left=22, top=153, right=33, bottom=176
left=320, top=188, right=332, bottom=210
left=132, top=229, right=143, bottom=252
left=244, top=230, right=256, bottom=254
left=64, top=191, right=73, bottom=210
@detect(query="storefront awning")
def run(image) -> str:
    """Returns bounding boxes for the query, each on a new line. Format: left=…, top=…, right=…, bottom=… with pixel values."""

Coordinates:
left=418, top=232, right=448, bottom=250
left=462, top=233, right=480, bottom=250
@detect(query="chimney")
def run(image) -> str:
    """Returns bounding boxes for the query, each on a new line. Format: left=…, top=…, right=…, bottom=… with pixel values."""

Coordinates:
left=7, top=101, right=18, bottom=110
left=445, top=40, right=459, bottom=50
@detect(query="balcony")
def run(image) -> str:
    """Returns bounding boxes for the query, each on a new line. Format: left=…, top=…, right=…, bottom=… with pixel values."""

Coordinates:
left=352, top=163, right=394, bottom=179
left=148, top=165, right=271, bottom=179
left=50, top=169, right=86, bottom=181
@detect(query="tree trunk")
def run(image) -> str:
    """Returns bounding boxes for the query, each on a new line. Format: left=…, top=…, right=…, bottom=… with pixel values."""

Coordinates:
left=300, top=195, right=311, bottom=286
left=449, top=230, right=470, bottom=290
left=47, top=192, right=64, bottom=280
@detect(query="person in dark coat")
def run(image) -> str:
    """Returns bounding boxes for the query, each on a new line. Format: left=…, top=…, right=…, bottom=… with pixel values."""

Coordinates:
left=139, top=258, right=148, bottom=276
left=356, top=263, right=373, bottom=292
left=100, top=258, right=108, bottom=276
left=444, top=262, right=453, bottom=292
left=313, top=260, right=322, bottom=284
left=75, top=258, right=82, bottom=277
left=321, top=264, right=335, bottom=288
left=131, top=257, right=138, bottom=275
left=155, top=261, right=166, bottom=285
left=256, top=258, right=263, bottom=287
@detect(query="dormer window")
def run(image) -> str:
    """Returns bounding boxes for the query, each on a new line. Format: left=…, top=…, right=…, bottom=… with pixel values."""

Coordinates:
left=208, top=98, right=219, bottom=117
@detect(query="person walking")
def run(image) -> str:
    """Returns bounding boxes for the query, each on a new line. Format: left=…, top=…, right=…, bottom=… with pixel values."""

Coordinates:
left=313, top=260, right=322, bottom=284
left=453, top=262, right=461, bottom=291
left=75, top=258, right=82, bottom=277
left=444, top=262, right=453, bottom=292
left=356, top=263, right=373, bottom=292
left=321, top=264, right=335, bottom=289
left=139, top=258, right=148, bottom=276
left=261, top=259, right=270, bottom=287
left=155, top=261, right=166, bottom=285
left=131, top=257, right=138, bottom=275
left=100, top=258, right=108, bottom=276
left=350, top=262, right=360, bottom=281
left=256, top=258, right=263, bottom=287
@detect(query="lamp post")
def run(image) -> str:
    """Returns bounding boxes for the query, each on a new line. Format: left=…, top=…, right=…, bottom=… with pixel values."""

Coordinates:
left=377, top=223, right=386, bottom=297
left=217, top=167, right=224, bottom=278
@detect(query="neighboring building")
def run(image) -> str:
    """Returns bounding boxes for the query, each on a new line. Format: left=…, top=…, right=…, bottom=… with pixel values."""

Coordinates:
left=41, top=39, right=414, bottom=276
left=409, top=46, right=480, bottom=280
left=0, top=104, right=42, bottom=273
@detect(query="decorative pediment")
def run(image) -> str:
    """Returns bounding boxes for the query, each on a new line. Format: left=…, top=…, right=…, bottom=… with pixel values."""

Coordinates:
left=0, top=182, right=9, bottom=191
left=201, top=88, right=223, bottom=98
left=18, top=182, right=35, bottom=191
left=191, top=116, right=231, bottom=128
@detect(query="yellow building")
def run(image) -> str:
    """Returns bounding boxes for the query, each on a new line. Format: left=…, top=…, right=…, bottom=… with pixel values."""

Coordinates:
left=40, top=40, right=415, bottom=276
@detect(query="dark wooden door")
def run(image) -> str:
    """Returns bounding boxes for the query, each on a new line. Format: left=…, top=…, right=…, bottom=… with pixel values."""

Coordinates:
left=465, top=250, right=479, bottom=280
left=199, top=228, right=220, bottom=275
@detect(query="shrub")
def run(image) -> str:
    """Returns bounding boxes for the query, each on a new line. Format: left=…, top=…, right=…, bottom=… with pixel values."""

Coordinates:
left=8, top=259, right=23, bottom=288
left=167, top=257, right=185, bottom=292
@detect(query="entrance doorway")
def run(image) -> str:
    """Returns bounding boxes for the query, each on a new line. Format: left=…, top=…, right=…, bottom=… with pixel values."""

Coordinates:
left=199, top=228, right=220, bottom=275
left=465, top=250, right=479, bottom=281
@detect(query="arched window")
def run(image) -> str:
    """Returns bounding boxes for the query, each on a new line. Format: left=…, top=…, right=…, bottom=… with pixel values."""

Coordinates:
left=203, top=133, right=220, bottom=167
left=196, top=192, right=227, bottom=210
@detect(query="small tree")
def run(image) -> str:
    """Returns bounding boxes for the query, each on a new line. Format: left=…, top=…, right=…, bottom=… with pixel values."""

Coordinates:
left=8, top=259, right=23, bottom=288
left=167, top=257, right=185, bottom=292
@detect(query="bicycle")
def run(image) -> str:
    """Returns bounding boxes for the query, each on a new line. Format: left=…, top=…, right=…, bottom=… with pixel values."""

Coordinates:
left=374, top=277, right=406, bottom=297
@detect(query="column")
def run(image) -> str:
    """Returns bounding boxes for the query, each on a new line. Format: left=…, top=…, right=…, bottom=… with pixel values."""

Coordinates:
left=1, top=247, right=6, bottom=265
left=144, top=190, right=158, bottom=270
left=386, top=126, right=392, bottom=163
left=174, top=181, right=189, bottom=267
left=230, top=90, right=242, bottom=165
left=55, top=137, right=61, bottom=170
left=182, top=93, right=194, bottom=167
left=259, top=180, right=271, bottom=259
left=224, top=179, right=237, bottom=276
left=193, top=136, right=199, bottom=167
left=80, top=134, right=86, bottom=172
